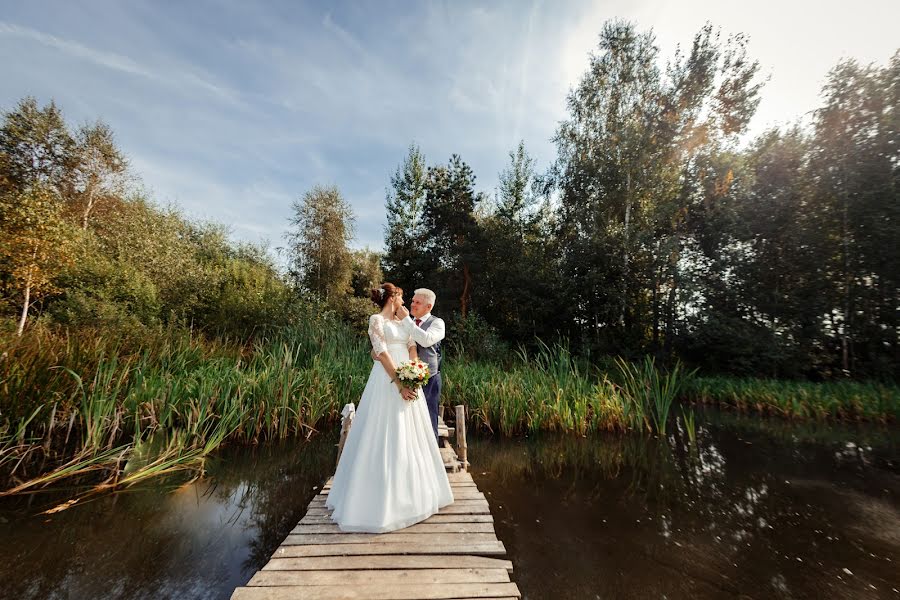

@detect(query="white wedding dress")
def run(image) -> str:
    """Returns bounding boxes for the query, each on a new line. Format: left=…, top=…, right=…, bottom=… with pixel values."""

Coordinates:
left=325, top=313, right=454, bottom=532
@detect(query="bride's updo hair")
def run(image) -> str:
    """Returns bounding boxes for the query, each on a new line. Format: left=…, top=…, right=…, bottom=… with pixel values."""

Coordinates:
left=370, top=282, right=402, bottom=308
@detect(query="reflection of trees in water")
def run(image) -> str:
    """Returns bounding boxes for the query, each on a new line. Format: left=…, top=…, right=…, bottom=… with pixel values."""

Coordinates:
left=470, top=428, right=767, bottom=540
left=240, top=439, right=335, bottom=572
left=469, top=418, right=896, bottom=597
left=0, top=433, right=338, bottom=600
left=201, top=433, right=337, bottom=574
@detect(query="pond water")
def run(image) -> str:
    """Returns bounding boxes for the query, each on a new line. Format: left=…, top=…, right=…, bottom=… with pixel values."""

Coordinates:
left=1, top=410, right=898, bottom=599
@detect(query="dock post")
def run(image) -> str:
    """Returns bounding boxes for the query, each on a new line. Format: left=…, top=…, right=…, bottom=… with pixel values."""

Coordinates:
left=335, top=403, right=355, bottom=468
left=454, top=404, right=468, bottom=472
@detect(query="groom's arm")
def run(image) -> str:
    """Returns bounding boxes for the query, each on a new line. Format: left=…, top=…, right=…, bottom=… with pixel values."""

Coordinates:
left=401, top=316, right=445, bottom=348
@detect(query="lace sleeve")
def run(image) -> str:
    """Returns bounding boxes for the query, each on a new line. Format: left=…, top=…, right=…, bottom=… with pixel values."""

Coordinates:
left=407, top=332, right=416, bottom=349
left=368, top=314, right=388, bottom=357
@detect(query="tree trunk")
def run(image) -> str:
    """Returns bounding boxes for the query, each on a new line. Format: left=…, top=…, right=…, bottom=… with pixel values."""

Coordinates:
left=652, top=261, right=662, bottom=351
left=622, top=171, right=631, bottom=328
left=460, top=263, right=471, bottom=319
left=841, top=201, right=851, bottom=374
left=16, top=257, right=35, bottom=337
left=81, top=187, right=96, bottom=230
left=663, top=264, right=678, bottom=355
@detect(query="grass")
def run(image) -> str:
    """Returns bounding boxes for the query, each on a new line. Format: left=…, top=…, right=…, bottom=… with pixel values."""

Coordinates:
left=680, top=407, right=697, bottom=445
left=443, top=343, right=696, bottom=436
left=1, top=319, right=897, bottom=499
left=683, top=376, right=900, bottom=422
left=613, top=356, right=692, bottom=434
left=0, top=316, right=370, bottom=497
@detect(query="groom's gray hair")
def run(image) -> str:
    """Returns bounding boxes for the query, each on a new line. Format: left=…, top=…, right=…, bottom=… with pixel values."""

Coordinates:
left=415, top=288, right=436, bottom=308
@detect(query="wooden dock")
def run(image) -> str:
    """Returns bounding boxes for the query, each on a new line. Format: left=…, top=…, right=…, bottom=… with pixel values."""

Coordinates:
left=230, top=407, right=520, bottom=600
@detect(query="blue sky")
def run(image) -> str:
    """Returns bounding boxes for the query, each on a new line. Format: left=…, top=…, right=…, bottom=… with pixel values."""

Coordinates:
left=1, top=0, right=897, bottom=256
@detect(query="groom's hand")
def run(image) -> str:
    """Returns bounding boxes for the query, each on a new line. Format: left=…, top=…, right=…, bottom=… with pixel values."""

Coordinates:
left=396, top=306, right=410, bottom=320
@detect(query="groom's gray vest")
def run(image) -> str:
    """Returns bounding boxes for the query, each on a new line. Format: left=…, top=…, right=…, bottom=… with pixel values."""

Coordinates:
left=417, top=317, right=442, bottom=376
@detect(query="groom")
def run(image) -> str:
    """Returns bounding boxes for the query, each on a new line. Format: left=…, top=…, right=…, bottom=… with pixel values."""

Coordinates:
left=397, top=288, right=445, bottom=446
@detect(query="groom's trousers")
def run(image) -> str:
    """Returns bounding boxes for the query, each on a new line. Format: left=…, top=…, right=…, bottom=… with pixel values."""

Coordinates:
left=422, top=372, right=442, bottom=446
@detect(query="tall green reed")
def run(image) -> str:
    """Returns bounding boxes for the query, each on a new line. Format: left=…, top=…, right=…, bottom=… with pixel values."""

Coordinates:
left=680, top=407, right=697, bottom=445
left=4, top=315, right=892, bottom=499
left=613, top=357, right=691, bottom=435
left=683, top=376, right=900, bottom=421
left=0, top=316, right=370, bottom=497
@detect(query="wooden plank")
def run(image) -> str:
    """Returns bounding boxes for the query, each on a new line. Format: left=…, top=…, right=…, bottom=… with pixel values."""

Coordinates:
left=420, top=513, right=493, bottom=523
left=319, top=485, right=478, bottom=492
left=322, top=479, right=476, bottom=486
left=305, top=504, right=490, bottom=518
left=311, top=490, right=485, bottom=503
left=283, top=533, right=499, bottom=546
left=306, top=500, right=490, bottom=516
left=299, top=513, right=494, bottom=525
left=292, top=522, right=496, bottom=535
left=231, top=582, right=520, bottom=599
left=310, top=486, right=485, bottom=502
left=271, top=542, right=508, bottom=557
left=303, top=502, right=490, bottom=517
left=306, top=500, right=491, bottom=516
left=261, top=555, right=513, bottom=573
left=321, top=481, right=477, bottom=491
left=309, top=499, right=489, bottom=509
left=323, top=472, right=473, bottom=486
left=248, top=568, right=510, bottom=586
left=318, top=488, right=485, bottom=498
left=447, top=490, right=485, bottom=500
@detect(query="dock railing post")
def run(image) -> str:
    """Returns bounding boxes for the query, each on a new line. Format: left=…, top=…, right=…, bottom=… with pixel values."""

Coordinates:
left=336, top=403, right=355, bottom=469
left=454, top=404, right=468, bottom=472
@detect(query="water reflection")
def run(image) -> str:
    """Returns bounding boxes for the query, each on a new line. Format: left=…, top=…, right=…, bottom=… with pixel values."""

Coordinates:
left=468, top=414, right=899, bottom=599
left=0, top=433, right=336, bottom=600
left=0, top=415, right=897, bottom=599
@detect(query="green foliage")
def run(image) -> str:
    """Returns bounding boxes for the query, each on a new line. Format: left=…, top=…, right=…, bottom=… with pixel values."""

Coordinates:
left=285, top=185, right=355, bottom=304
left=445, top=311, right=508, bottom=361
left=0, top=184, right=76, bottom=334
left=349, top=248, right=383, bottom=298
left=382, top=144, right=429, bottom=291
left=381, top=25, right=898, bottom=381
left=420, top=154, right=485, bottom=318
left=338, top=295, right=378, bottom=334
left=71, top=119, right=128, bottom=229
left=477, top=142, right=560, bottom=345
left=554, top=20, right=764, bottom=358
left=0, top=96, right=75, bottom=194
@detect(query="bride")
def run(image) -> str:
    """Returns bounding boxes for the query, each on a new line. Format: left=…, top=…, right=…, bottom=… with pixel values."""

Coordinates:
left=325, top=282, right=454, bottom=532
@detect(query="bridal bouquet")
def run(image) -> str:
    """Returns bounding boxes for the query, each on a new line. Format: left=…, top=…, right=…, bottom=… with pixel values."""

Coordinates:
left=395, top=359, right=431, bottom=400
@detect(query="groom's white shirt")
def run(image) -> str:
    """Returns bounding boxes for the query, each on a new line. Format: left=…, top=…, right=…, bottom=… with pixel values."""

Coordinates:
left=401, top=312, right=445, bottom=348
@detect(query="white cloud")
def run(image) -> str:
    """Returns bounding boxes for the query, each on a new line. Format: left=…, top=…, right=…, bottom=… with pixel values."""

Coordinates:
left=0, top=21, right=244, bottom=108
